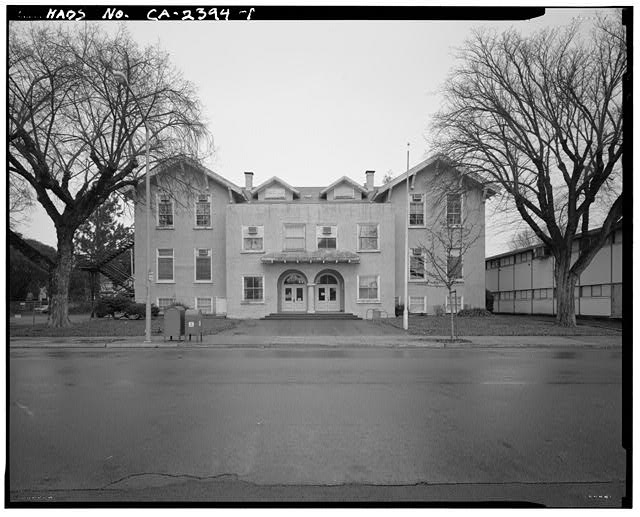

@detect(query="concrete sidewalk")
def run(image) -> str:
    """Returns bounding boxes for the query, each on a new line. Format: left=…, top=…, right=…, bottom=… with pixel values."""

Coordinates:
left=9, top=333, right=622, bottom=349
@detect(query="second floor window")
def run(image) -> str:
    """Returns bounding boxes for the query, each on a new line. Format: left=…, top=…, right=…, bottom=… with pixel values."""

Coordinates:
left=158, top=194, right=174, bottom=227
left=409, top=194, right=424, bottom=226
left=284, top=224, right=305, bottom=250
left=358, top=224, right=379, bottom=251
left=447, top=193, right=462, bottom=226
left=195, top=248, right=212, bottom=282
left=317, top=225, right=337, bottom=249
left=195, top=194, right=211, bottom=227
left=410, top=248, right=425, bottom=280
left=242, top=225, right=264, bottom=252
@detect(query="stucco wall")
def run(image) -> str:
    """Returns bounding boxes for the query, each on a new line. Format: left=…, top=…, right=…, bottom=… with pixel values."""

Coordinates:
left=134, top=165, right=228, bottom=310
left=388, top=162, right=487, bottom=312
left=225, top=202, right=396, bottom=319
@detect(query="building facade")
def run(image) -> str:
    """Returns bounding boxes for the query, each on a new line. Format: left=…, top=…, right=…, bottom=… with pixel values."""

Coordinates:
left=134, top=156, right=491, bottom=319
left=485, top=223, right=623, bottom=318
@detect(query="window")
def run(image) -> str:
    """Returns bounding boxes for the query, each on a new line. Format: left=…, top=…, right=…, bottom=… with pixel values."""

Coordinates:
left=157, top=298, right=175, bottom=311
left=195, top=194, right=211, bottom=227
left=446, top=193, right=462, bottom=226
left=265, top=186, right=286, bottom=200
left=358, top=275, right=379, bottom=302
left=157, top=248, right=174, bottom=282
left=517, top=290, right=530, bottom=300
left=358, top=224, right=379, bottom=251
left=409, top=194, right=425, bottom=226
left=409, top=296, right=426, bottom=313
left=196, top=297, right=213, bottom=314
left=284, top=224, right=305, bottom=250
left=194, top=248, right=212, bottom=282
left=410, top=248, right=425, bottom=280
left=242, top=276, right=264, bottom=302
left=157, top=194, right=174, bottom=228
left=601, top=284, right=611, bottom=297
left=447, top=249, right=463, bottom=280
left=317, top=225, right=337, bottom=249
left=242, top=225, right=264, bottom=252
left=534, top=288, right=548, bottom=299
left=335, top=184, right=354, bottom=199
left=445, top=293, right=463, bottom=313
left=592, top=285, right=602, bottom=297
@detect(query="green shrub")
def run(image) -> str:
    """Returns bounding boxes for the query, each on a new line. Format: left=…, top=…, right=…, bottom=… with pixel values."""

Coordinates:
left=434, top=305, right=445, bottom=316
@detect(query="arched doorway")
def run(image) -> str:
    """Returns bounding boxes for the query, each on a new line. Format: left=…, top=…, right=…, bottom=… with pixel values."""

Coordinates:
left=315, top=272, right=341, bottom=312
left=280, top=271, right=307, bottom=312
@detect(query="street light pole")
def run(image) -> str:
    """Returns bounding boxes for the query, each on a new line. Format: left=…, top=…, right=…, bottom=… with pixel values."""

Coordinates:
left=114, top=71, right=152, bottom=343
left=403, top=143, right=410, bottom=331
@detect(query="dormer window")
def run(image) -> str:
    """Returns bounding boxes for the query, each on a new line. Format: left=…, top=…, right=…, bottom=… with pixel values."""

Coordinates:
left=265, top=186, right=286, bottom=200
left=335, top=185, right=355, bottom=199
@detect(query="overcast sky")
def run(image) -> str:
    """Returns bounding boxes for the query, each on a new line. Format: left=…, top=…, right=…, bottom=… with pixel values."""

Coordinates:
left=13, top=7, right=612, bottom=255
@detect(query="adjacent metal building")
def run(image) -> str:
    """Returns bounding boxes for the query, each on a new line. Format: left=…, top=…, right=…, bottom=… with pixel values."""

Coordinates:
left=485, top=223, right=623, bottom=318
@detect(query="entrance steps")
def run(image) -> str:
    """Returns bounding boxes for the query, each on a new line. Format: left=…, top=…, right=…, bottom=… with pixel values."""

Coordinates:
left=262, top=312, right=361, bottom=320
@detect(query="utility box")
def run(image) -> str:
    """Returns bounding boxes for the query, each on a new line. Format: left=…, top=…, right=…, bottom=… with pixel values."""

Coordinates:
left=164, top=307, right=185, bottom=341
left=185, top=309, right=203, bottom=341
left=371, top=309, right=381, bottom=320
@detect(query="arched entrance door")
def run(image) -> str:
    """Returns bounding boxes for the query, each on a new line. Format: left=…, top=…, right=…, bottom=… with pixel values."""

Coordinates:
left=316, top=273, right=340, bottom=312
left=282, top=272, right=307, bottom=312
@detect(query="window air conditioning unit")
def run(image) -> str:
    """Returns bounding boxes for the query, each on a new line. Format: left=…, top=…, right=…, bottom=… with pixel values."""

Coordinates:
left=322, top=226, right=332, bottom=235
left=411, top=194, right=422, bottom=203
left=198, top=194, right=209, bottom=202
left=248, top=226, right=258, bottom=235
left=412, top=248, right=422, bottom=256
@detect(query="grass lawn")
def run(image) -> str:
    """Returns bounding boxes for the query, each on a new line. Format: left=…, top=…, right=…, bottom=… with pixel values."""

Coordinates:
left=377, top=313, right=622, bottom=336
left=9, top=314, right=238, bottom=338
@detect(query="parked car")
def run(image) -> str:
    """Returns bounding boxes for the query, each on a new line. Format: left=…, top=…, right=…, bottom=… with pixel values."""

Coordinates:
left=34, top=304, right=49, bottom=314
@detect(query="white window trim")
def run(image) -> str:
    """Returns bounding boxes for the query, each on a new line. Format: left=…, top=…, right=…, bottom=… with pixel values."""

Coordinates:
left=156, top=248, right=175, bottom=283
left=194, top=193, right=212, bottom=229
left=409, top=248, right=426, bottom=282
left=195, top=296, right=214, bottom=314
left=356, top=274, right=381, bottom=304
left=316, top=224, right=338, bottom=251
left=409, top=193, right=426, bottom=228
left=241, top=274, right=265, bottom=304
left=356, top=223, right=380, bottom=253
left=409, top=296, right=427, bottom=314
left=241, top=225, right=265, bottom=253
left=445, top=293, right=464, bottom=313
left=446, top=192, right=464, bottom=228
left=157, top=297, right=176, bottom=311
left=156, top=193, right=175, bottom=229
left=194, top=248, right=213, bottom=283
left=283, top=223, right=306, bottom=251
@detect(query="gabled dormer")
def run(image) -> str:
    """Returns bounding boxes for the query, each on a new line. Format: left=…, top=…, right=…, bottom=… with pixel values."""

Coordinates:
left=250, top=176, right=300, bottom=202
left=320, top=176, right=368, bottom=201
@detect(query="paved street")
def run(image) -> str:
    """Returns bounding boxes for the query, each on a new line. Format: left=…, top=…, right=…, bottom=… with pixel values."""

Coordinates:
left=8, top=346, right=625, bottom=505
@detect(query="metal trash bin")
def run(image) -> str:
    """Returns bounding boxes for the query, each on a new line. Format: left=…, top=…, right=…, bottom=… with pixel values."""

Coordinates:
left=164, top=306, right=185, bottom=341
left=185, top=309, right=203, bottom=341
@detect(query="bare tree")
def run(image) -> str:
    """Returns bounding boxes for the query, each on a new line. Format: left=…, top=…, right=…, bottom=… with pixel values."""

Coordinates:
left=432, top=12, right=625, bottom=326
left=9, top=176, right=33, bottom=229
left=9, top=23, right=211, bottom=327
left=416, top=186, right=482, bottom=340
left=508, top=228, right=541, bottom=251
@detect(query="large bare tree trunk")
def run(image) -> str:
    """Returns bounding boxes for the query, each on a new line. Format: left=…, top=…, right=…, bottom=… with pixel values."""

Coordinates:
left=555, top=256, right=578, bottom=327
left=49, top=232, right=74, bottom=328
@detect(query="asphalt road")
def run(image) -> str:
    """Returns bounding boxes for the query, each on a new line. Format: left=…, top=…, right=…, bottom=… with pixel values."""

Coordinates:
left=8, top=347, right=625, bottom=506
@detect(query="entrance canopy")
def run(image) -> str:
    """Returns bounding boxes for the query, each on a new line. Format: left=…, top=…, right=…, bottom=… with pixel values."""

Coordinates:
left=261, top=250, right=360, bottom=265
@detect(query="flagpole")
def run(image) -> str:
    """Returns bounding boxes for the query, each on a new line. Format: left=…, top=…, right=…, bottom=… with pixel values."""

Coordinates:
left=403, top=143, right=410, bottom=330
